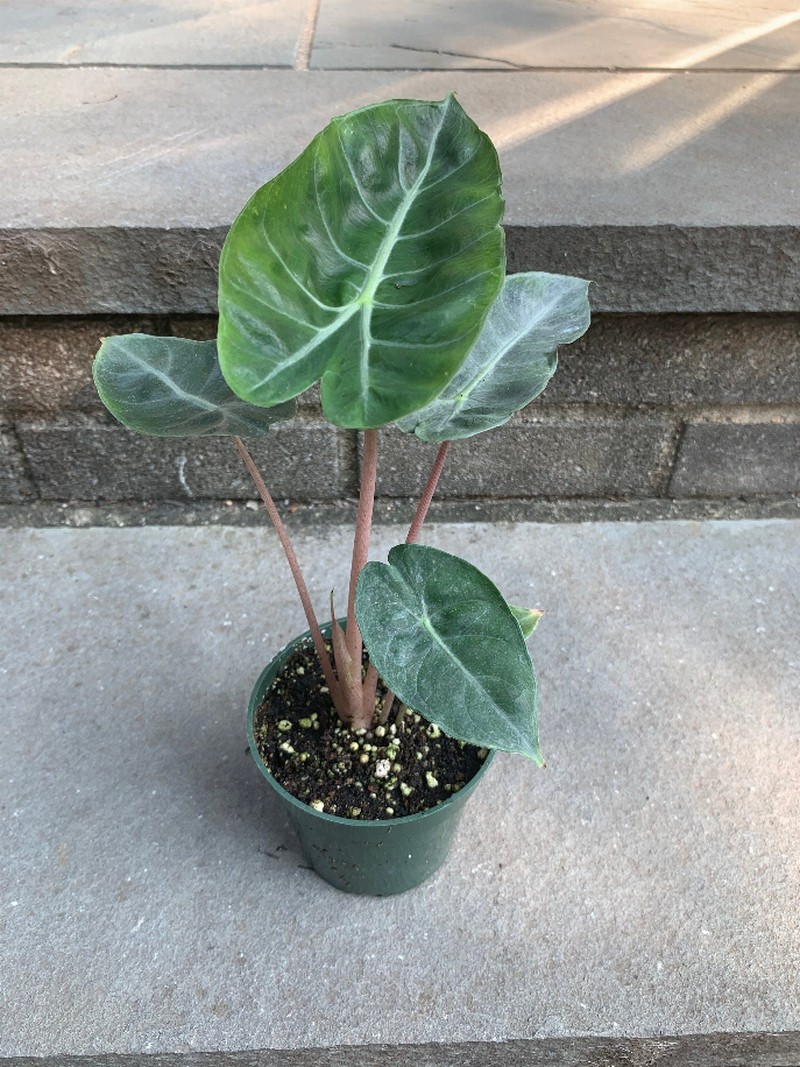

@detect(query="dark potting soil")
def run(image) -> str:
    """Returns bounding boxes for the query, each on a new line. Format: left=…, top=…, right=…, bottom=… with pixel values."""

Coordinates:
left=252, top=639, right=488, bottom=820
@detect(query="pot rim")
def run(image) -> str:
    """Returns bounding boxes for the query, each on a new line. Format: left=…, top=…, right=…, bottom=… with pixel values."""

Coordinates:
left=247, top=625, right=496, bottom=829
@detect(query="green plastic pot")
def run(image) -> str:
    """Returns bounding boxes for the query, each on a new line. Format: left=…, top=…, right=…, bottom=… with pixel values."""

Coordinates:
left=247, top=623, right=496, bottom=896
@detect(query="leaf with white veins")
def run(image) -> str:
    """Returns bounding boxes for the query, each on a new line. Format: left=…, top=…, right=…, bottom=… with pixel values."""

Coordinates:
left=217, top=95, right=505, bottom=429
left=355, top=544, right=542, bottom=761
left=397, top=272, right=590, bottom=441
left=93, top=334, right=295, bottom=436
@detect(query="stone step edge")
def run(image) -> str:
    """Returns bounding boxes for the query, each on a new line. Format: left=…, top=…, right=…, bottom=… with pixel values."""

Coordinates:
left=3, top=1032, right=800, bottom=1067
left=2, top=498, right=799, bottom=530
left=2, top=224, right=799, bottom=316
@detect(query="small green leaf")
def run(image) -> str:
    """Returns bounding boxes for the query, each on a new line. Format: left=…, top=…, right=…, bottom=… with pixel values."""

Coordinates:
left=355, top=544, right=542, bottom=762
left=510, top=605, right=543, bottom=638
left=396, top=272, right=590, bottom=441
left=93, top=334, right=295, bottom=436
left=218, top=95, right=505, bottom=429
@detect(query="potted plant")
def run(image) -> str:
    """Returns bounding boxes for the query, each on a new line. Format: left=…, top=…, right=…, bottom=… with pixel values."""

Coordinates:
left=92, top=94, right=591, bottom=895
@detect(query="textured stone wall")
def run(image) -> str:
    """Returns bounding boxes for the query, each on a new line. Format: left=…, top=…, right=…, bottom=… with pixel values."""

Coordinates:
left=1, top=313, right=799, bottom=511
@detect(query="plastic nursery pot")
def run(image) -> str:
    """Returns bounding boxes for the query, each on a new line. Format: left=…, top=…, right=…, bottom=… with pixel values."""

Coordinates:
left=247, top=624, right=496, bottom=896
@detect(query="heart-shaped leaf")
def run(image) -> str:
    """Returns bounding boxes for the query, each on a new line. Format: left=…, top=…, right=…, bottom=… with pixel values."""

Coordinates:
left=217, top=94, right=505, bottom=430
left=396, top=272, right=590, bottom=441
left=355, top=544, right=541, bottom=762
left=93, top=334, right=295, bottom=437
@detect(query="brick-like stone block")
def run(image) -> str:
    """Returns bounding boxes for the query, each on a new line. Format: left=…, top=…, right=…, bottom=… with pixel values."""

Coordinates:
left=505, top=225, right=800, bottom=313
left=0, top=316, right=157, bottom=415
left=167, top=315, right=218, bottom=341
left=542, top=314, right=800, bottom=407
left=670, top=420, right=800, bottom=497
left=17, top=416, right=342, bottom=502
left=0, top=227, right=224, bottom=316
left=0, top=424, right=35, bottom=502
left=375, top=413, right=675, bottom=498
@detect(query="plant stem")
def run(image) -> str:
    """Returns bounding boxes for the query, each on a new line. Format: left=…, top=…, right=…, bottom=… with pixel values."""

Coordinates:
left=373, top=441, right=453, bottom=724
left=379, top=685, right=395, bottom=725
left=232, top=436, right=342, bottom=707
left=346, top=428, right=378, bottom=670
left=329, top=592, right=364, bottom=726
left=406, top=441, right=450, bottom=544
left=362, top=661, right=380, bottom=721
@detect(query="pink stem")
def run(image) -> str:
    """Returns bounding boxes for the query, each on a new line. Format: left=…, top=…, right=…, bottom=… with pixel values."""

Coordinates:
left=372, top=441, right=453, bottom=722
left=329, top=592, right=364, bottom=726
left=233, top=437, right=342, bottom=709
left=362, top=661, right=380, bottom=722
left=378, top=684, right=395, bottom=726
left=346, top=429, right=379, bottom=670
left=406, top=441, right=450, bottom=544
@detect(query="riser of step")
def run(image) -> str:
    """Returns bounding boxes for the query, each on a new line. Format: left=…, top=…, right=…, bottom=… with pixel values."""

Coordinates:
left=2, top=313, right=798, bottom=510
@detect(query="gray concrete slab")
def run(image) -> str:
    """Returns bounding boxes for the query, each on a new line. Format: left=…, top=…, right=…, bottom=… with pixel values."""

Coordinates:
left=0, top=0, right=308, bottom=67
left=2, top=519, right=799, bottom=1056
left=5, top=0, right=797, bottom=72
left=312, top=0, right=800, bottom=72
left=2, top=3, right=799, bottom=322
left=3, top=68, right=800, bottom=315
left=4, top=68, right=799, bottom=231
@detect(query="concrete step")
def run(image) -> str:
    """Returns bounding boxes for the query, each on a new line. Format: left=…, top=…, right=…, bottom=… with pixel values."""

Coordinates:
left=3, top=1, right=800, bottom=315
left=312, top=1, right=800, bottom=72
left=2, top=519, right=799, bottom=1059
left=4, top=0, right=799, bottom=70
left=1, top=4, right=798, bottom=518
left=2, top=66, right=800, bottom=315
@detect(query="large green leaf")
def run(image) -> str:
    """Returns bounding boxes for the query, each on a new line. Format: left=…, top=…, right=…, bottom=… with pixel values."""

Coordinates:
left=396, top=272, right=590, bottom=441
left=217, top=95, right=505, bottom=430
left=355, top=544, right=541, bottom=762
left=93, top=334, right=295, bottom=436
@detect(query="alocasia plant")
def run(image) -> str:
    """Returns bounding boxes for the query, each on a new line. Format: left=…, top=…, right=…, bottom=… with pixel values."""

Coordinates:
left=93, top=94, right=590, bottom=769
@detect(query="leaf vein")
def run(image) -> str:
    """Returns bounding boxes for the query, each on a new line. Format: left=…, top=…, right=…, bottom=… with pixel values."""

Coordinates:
left=313, top=158, right=372, bottom=270
left=258, top=230, right=341, bottom=313
left=334, top=127, right=392, bottom=225
left=372, top=268, right=496, bottom=310
left=397, top=193, right=496, bottom=241
left=127, top=351, right=218, bottom=413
